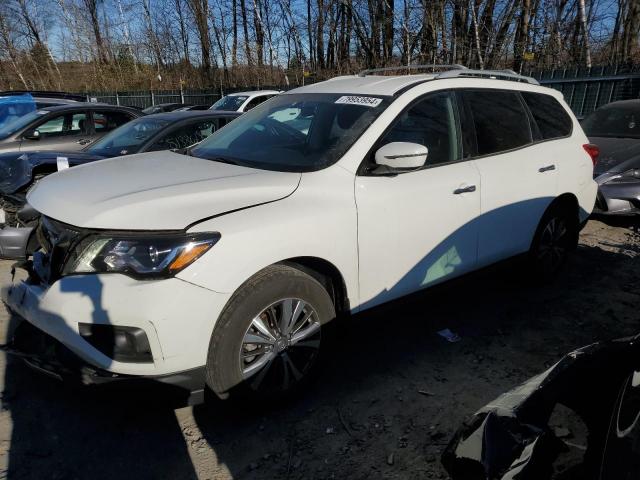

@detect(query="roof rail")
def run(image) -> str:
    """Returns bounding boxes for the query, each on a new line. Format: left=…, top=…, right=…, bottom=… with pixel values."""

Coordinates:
left=436, top=69, right=540, bottom=85
left=358, top=64, right=467, bottom=77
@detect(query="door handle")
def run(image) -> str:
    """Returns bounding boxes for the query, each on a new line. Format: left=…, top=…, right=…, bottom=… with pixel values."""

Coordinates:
left=77, top=138, right=92, bottom=145
left=538, top=164, right=556, bottom=173
left=453, top=185, right=476, bottom=195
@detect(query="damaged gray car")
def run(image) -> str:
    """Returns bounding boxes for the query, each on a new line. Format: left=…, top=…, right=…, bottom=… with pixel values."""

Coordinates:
left=442, top=334, right=640, bottom=479
left=0, top=110, right=240, bottom=259
left=585, top=100, right=640, bottom=216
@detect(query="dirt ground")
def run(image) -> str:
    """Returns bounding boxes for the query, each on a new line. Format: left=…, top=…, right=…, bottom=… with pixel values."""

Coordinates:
left=0, top=219, right=638, bottom=480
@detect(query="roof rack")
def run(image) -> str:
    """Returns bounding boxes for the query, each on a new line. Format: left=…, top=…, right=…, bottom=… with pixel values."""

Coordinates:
left=357, top=64, right=540, bottom=85
left=436, top=68, right=540, bottom=85
left=358, top=64, right=468, bottom=77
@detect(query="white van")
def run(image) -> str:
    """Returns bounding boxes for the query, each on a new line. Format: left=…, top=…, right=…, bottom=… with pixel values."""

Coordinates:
left=3, top=67, right=598, bottom=403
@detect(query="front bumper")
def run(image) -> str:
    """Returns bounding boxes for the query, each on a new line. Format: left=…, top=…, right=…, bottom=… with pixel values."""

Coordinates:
left=2, top=262, right=231, bottom=378
left=4, top=319, right=206, bottom=405
left=0, top=226, right=33, bottom=259
left=594, top=180, right=640, bottom=216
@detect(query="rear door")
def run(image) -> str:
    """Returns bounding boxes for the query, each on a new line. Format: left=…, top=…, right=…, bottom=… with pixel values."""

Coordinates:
left=355, top=90, right=481, bottom=309
left=461, top=89, right=558, bottom=265
left=21, top=110, right=90, bottom=152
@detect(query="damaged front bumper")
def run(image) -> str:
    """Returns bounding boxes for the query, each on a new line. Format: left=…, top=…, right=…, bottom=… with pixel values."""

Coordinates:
left=2, top=260, right=231, bottom=406
left=3, top=318, right=206, bottom=406
left=0, top=226, right=34, bottom=259
left=593, top=174, right=640, bottom=216
left=442, top=334, right=640, bottom=479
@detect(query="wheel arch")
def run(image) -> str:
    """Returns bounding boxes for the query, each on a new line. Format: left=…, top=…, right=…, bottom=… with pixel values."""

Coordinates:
left=279, top=256, right=350, bottom=316
left=548, top=192, right=580, bottom=225
left=529, top=192, right=580, bottom=251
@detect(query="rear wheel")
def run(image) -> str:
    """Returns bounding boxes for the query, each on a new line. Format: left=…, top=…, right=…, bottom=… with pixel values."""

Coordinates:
left=205, top=264, right=335, bottom=401
left=528, top=203, right=578, bottom=281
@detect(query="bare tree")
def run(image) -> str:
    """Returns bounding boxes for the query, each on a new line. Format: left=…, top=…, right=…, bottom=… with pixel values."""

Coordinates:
left=577, top=0, right=592, bottom=67
left=82, top=0, right=110, bottom=63
left=186, top=0, right=213, bottom=76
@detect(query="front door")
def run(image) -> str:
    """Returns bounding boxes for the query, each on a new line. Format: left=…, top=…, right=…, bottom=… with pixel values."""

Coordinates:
left=355, top=90, right=481, bottom=310
left=21, top=111, right=90, bottom=152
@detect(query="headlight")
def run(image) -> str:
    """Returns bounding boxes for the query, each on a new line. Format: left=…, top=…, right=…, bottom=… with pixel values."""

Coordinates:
left=607, top=169, right=640, bottom=184
left=63, top=232, right=220, bottom=278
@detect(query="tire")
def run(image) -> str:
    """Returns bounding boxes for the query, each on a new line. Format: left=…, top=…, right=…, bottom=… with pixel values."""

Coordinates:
left=205, top=264, right=335, bottom=401
left=528, top=202, right=579, bottom=281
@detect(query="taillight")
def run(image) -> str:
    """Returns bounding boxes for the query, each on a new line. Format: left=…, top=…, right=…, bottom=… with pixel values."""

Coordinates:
left=583, top=143, right=600, bottom=167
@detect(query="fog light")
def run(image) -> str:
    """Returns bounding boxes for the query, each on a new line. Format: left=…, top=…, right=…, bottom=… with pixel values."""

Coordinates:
left=79, top=324, right=152, bottom=363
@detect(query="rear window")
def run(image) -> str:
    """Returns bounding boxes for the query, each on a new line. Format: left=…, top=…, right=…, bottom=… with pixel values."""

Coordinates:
left=463, top=90, right=532, bottom=156
left=522, top=92, right=572, bottom=140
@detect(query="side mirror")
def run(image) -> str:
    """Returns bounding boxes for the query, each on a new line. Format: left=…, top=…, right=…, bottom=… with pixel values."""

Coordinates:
left=375, top=142, right=428, bottom=170
left=23, top=129, right=40, bottom=141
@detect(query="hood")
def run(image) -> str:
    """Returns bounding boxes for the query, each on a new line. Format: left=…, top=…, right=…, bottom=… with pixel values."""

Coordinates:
left=27, top=151, right=301, bottom=230
left=0, top=150, right=106, bottom=194
left=590, top=137, right=640, bottom=176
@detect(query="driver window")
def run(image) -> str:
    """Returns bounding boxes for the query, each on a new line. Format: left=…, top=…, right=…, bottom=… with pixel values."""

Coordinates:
left=378, top=91, right=460, bottom=167
left=148, top=121, right=218, bottom=151
left=36, top=112, right=88, bottom=137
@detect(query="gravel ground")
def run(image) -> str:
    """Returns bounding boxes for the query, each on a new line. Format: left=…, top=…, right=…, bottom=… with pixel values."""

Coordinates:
left=0, top=219, right=638, bottom=480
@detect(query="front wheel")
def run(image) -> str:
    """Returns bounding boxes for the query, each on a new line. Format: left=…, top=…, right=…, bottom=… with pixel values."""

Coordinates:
left=528, top=204, right=578, bottom=281
left=205, top=264, right=335, bottom=401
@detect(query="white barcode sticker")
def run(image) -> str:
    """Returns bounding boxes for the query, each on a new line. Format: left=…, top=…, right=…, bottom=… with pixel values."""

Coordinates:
left=335, top=96, right=383, bottom=107
left=56, top=156, right=70, bottom=171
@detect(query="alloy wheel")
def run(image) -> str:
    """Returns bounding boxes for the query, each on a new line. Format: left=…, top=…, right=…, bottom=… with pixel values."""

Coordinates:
left=536, top=216, right=569, bottom=272
left=240, top=298, right=321, bottom=392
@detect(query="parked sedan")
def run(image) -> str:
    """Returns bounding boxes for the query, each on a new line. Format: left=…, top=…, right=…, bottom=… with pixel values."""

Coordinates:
left=142, top=103, right=192, bottom=114
left=209, top=90, right=281, bottom=112
left=0, top=103, right=141, bottom=154
left=584, top=100, right=640, bottom=216
left=0, top=110, right=240, bottom=258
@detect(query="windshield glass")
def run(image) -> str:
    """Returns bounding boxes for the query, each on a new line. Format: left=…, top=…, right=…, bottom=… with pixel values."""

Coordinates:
left=0, top=110, right=46, bottom=140
left=210, top=95, right=248, bottom=111
left=87, top=117, right=170, bottom=157
left=192, top=93, right=390, bottom=172
left=582, top=105, right=640, bottom=139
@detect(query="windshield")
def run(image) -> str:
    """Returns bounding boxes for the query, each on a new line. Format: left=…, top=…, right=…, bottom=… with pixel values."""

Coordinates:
left=582, top=106, right=640, bottom=139
left=210, top=95, right=248, bottom=111
left=192, top=93, right=390, bottom=172
left=0, top=110, right=46, bottom=140
left=87, top=118, right=170, bottom=157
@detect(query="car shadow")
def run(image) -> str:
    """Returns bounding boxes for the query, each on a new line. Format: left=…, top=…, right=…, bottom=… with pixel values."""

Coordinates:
left=189, top=227, right=640, bottom=478
left=1, top=221, right=639, bottom=479
left=2, top=273, right=198, bottom=479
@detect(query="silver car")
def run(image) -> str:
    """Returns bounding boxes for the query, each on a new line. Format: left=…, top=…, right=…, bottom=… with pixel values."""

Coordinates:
left=584, top=100, right=640, bottom=216
left=0, top=103, right=141, bottom=153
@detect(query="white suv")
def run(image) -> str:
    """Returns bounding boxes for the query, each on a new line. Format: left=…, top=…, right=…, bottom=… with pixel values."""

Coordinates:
left=3, top=67, right=598, bottom=403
